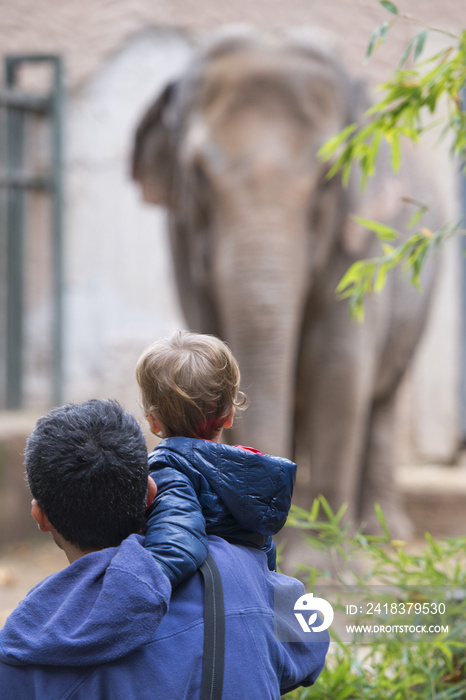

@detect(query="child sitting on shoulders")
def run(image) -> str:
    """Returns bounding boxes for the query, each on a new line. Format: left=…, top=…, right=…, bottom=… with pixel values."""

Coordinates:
left=136, top=330, right=296, bottom=587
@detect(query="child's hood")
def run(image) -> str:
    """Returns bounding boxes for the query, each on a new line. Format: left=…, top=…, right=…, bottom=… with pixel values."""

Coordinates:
left=152, top=438, right=297, bottom=535
left=0, top=534, right=171, bottom=668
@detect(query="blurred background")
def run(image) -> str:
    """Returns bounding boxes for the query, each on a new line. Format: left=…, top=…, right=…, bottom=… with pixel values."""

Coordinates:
left=0, top=0, right=464, bottom=599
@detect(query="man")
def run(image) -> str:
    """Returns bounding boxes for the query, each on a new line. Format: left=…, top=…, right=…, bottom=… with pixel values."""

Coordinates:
left=0, top=399, right=328, bottom=699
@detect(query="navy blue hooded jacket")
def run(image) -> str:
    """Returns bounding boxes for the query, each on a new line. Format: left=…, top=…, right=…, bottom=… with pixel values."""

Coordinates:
left=0, top=535, right=329, bottom=699
left=144, top=437, right=297, bottom=586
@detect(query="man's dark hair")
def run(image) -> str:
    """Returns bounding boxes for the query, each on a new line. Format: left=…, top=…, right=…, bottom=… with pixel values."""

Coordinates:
left=25, top=399, right=149, bottom=550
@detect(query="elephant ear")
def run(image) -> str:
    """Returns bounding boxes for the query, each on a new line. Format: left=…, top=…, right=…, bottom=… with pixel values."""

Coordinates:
left=132, top=81, right=178, bottom=206
left=341, top=80, right=403, bottom=257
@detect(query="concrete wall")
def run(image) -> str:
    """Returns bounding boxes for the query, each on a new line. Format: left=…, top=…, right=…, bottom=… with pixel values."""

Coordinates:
left=0, top=0, right=461, bottom=89
left=64, top=29, right=189, bottom=419
left=0, top=0, right=463, bottom=462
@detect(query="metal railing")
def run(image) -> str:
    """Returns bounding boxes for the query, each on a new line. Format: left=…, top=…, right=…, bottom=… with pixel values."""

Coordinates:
left=0, top=55, right=64, bottom=409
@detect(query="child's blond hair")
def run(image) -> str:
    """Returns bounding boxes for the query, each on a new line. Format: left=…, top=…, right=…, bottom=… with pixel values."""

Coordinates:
left=136, top=330, right=247, bottom=440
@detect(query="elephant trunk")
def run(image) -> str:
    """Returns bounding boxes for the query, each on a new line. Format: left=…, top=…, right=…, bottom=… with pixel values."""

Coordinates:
left=211, top=219, right=310, bottom=458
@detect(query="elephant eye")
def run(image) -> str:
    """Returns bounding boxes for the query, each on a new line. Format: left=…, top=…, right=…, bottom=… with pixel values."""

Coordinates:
left=187, top=161, right=213, bottom=223
left=189, top=159, right=210, bottom=190
left=193, top=161, right=208, bottom=185
left=192, top=162, right=213, bottom=206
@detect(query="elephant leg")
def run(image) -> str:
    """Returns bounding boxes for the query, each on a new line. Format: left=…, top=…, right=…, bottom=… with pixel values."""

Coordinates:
left=294, top=307, right=375, bottom=525
left=358, top=394, right=413, bottom=540
left=300, top=376, right=370, bottom=524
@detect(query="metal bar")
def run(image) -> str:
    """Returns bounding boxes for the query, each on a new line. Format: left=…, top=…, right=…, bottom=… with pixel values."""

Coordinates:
left=3, top=55, right=65, bottom=409
left=50, top=57, right=64, bottom=407
left=0, top=109, right=7, bottom=408
left=5, top=58, right=24, bottom=408
left=5, top=55, right=63, bottom=64
left=0, top=173, right=52, bottom=189
left=0, top=88, right=51, bottom=112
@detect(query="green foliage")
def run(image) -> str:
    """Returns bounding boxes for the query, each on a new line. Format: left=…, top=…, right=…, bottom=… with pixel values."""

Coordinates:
left=282, top=497, right=466, bottom=699
left=318, top=0, right=466, bottom=320
left=379, top=0, right=398, bottom=16
left=335, top=217, right=460, bottom=322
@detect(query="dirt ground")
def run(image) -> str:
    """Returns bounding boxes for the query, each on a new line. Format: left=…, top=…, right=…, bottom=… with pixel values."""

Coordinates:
left=0, top=536, right=66, bottom=627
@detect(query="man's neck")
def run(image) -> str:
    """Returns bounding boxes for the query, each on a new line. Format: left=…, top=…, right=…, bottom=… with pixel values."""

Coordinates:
left=51, top=531, right=99, bottom=564
left=66, top=544, right=99, bottom=564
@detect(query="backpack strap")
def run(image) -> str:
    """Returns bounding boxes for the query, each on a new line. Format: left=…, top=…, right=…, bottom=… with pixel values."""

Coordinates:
left=199, top=553, right=225, bottom=700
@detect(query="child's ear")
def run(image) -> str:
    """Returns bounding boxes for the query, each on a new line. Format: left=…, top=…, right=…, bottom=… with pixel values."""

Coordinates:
left=223, top=409, right=235, bottom=430
left=146, top=413, right=163, bottom=436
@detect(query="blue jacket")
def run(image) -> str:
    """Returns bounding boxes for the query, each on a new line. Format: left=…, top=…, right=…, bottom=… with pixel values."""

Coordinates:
left=144, top=437, right=297, bottom=586
left=0, top=535, right=329, bottom=699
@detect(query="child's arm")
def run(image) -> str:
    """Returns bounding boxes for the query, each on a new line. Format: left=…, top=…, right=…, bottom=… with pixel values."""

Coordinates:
left=144, top=465, right=208, bottom=588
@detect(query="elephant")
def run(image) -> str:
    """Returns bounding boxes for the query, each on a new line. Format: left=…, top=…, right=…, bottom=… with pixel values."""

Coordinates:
left=132, top=28, right=440, bottom=537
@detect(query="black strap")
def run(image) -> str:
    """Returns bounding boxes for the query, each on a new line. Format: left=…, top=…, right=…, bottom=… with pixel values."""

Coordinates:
left=199, top=553, right=225, bottom=700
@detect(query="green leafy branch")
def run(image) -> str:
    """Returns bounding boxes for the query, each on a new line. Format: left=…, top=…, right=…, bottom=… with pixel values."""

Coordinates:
left=318, top=21, right=466, bottom=188
left=336, top=215, right=460, bottom=322
left=367, top=0, right=459, bottom=66
left=317, top=0, right=466, bottom=319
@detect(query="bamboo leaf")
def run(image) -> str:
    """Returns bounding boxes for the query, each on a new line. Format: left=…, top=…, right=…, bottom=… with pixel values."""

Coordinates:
left=310, top=498, right=320, bottom=521
left=336, top=261, right=365, bottom=293
left=319, top=495, right=337, bottom=522
left=414, top=30, right=428, bottom=62
left=374, top=265, right=388, bottom=292
left=390, top=130, right=401, bottom=172
left=352, top=216, right=399, bottom=240
left=380, top=21, right=389, bottom=42
left=349, top=293, right=365, bottom=323
left=379, top=0, right=398, bottom=14
left=407, top=206, right=427, bottom=229
left=317, top=124, right=358, bottom=160
left=342, top=160, right=353, bottom=187
left=398, top=36, right=417, bottom=69
left=374, top=503, right=391, bottom=539
left=326, top=154, right=348, bottom=180
left=334, top=503, right=349, bottom=523
left=366, top=24, right=383, bottom=62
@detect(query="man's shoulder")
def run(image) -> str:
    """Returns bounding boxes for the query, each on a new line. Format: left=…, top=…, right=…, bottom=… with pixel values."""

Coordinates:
left=0, top=535, right=171, bottom=669
left=207, top=536, right=304, bottom=602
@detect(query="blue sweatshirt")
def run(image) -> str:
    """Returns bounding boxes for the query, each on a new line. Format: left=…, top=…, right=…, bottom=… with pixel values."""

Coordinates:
left=0, top=535, right=329, bottom=699
left=144, top=437, right=297, bottom=586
